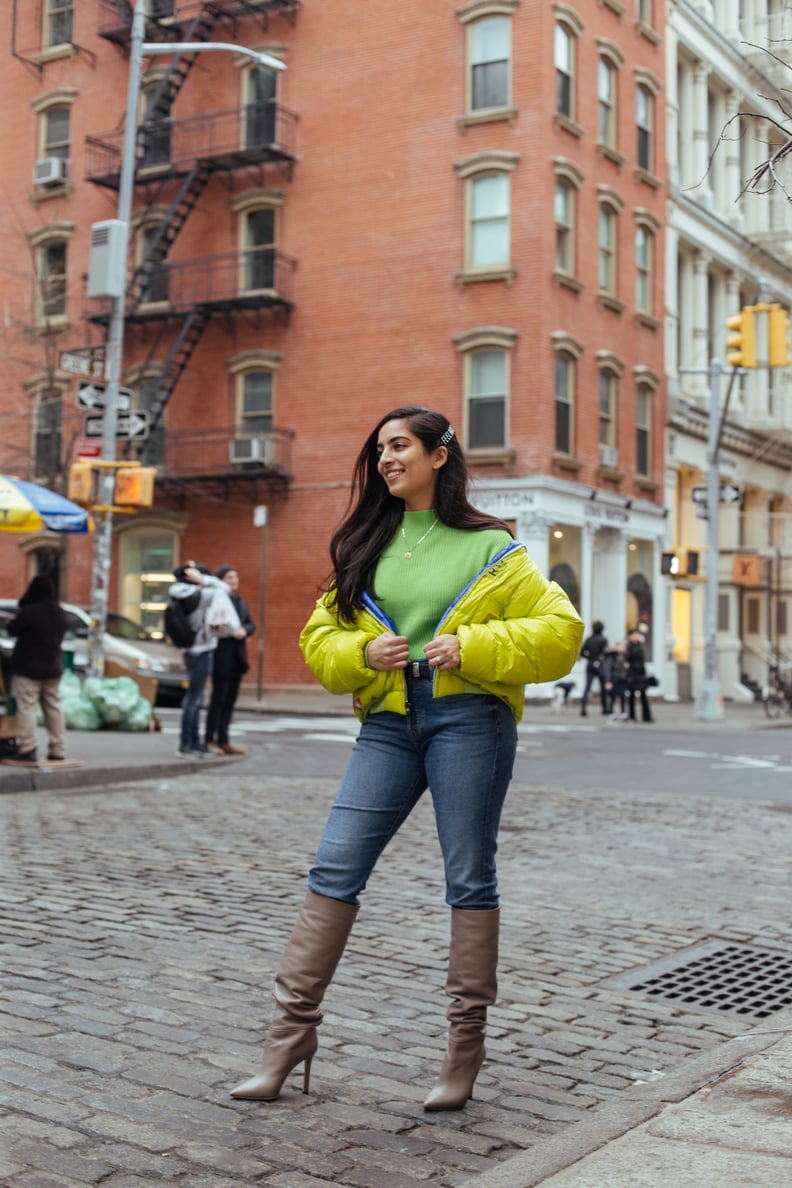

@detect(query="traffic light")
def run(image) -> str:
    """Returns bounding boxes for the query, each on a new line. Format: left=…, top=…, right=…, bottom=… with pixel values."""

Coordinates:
left=661, top=551, right=680, bottom=576
left=661, top=551, right=698, bottom=577
left=726, top=308, right=756, bottom=368
left=768, top=305, right=789, bottom=368
left=685, top=550, right=699, bottom=576
left=114, top=466, right=156, bottom=508
left=67, top=463, right=94, bottom=505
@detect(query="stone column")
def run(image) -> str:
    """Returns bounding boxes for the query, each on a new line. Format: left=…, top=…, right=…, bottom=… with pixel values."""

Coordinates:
left=693, top=62, right=713, bottom=209
left=692, top=250, right=711, bottom=397
left=724, top=91, right=745, bottom=231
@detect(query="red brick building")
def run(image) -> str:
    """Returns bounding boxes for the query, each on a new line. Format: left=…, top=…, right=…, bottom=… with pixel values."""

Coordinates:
left=0, top=0, right=666, bottom=687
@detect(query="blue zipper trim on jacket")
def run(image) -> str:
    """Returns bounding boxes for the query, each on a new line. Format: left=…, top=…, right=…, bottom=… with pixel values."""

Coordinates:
left=434, top=540, right=524, bottom=637
left=361, top=591, right=398, bottom=634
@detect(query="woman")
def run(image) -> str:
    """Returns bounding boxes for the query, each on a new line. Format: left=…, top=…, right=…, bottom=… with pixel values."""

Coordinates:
left=7, top=574, right=69, bottom=764
left=231, top=406, right=583, bottom=1110
left=625, top=627, right=654, bottom=723
left=205, top=565, right=255, bottom=755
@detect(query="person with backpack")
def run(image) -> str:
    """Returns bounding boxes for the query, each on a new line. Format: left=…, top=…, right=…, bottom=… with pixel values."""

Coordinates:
left=579, top=620, right=608, bottom=717
left=168, top=562, right=227, bottom=758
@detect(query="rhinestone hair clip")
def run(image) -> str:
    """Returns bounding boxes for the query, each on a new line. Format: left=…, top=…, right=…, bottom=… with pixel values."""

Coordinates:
left=438, top=425, right=455, bottom=446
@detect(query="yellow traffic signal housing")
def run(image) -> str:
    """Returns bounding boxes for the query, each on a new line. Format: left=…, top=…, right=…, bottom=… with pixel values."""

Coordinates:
left=726, top=308, right=756, bottom=368
left=114, top=466, right=156, bottom=508
left=67, top=463, right=94, bottom=505
left=768, top=305, right=789, bottom=368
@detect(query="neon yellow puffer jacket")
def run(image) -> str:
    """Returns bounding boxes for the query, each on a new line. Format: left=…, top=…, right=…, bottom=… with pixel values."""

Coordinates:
left=299, top=543, right=584, bottom=722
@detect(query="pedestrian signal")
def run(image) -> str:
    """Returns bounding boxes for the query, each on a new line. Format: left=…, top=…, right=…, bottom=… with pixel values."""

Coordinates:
left=768, top=305, right=790, bottom=368
left=67, top=463, right=94, bottom=505
left=114, top=466, right=156, bottom=508
left=726, top=308, right=756, bottom=368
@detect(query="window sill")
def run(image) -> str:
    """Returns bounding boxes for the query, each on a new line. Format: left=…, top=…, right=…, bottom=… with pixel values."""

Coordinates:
left=595, top=463, right=624, bottom=484
left=552, top=452, right=584, bottom=474
left=635, top=476, right=659, bottom=494
left=635, top=311, right=660, bottom=331
left=35, top=315, right=69, bottom=334
left=634, top=166, right=662, bottom=190
left=30, top=184, right=73, bottom=205
left=635, top=20, right=662, bottom=46
left=596, top=292, right=625, bottom=314
left=553, top=270, right=584, bottom=294
left=457, top=106, right=518, bottom=131
left=466, top=447, right=516, bottom=466
left=553, top=113, right=585, bottom=140
left=454, top=267, right=516, bottom=288
left=597, top=143, right=625, bottom=168
left=30, top=44, right=76, bottom=65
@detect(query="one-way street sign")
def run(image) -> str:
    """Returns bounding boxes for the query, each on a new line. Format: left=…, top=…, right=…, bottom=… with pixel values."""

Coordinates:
left=83, top=410, right=150, bottom=440
left=691, top=483, right=742, bottom=505
left=77, top=381, right=132, bottom=412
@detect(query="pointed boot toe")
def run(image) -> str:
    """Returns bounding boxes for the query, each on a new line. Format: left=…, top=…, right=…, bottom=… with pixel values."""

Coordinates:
left=230, top=1026, right=317, bottom=1101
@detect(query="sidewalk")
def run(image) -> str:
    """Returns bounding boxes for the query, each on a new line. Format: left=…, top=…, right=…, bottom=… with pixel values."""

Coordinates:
left=463, top=1025, right=792, bottom=1187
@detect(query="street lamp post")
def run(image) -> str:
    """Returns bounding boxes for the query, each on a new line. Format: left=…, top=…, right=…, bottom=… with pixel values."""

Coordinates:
left=86, top=0, right=285, bottom=676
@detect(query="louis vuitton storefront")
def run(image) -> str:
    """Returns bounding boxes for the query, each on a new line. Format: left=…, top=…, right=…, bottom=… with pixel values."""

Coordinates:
left=472, top=476, right=670, bottom=698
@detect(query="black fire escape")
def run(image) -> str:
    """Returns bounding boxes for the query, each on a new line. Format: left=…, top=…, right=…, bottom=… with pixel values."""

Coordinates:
left=86, top=0, right=300, bottom=491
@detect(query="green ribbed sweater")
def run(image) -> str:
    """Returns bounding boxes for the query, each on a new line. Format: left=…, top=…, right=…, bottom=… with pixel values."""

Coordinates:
left=372, top=510, right=512, bottom=659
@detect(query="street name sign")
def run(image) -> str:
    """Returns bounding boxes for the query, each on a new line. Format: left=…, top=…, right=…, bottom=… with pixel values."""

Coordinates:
left=691, top=483, right=742, bottom=505
left=83, top=410, right=150, bottom=440
left=78, top=381, right=132, bottom=412
left=60, top=347, right=106, bottom=380
left=73, top=437, right=102, bottom=461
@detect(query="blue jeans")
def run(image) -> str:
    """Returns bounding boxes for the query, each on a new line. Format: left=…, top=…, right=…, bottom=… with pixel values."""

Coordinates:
left=180, top=649, right=213, bottom=750
left=308, top=678, right=517, bottom=909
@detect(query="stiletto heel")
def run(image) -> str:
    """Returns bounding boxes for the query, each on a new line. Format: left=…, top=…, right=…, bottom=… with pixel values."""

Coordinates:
left=302, top=1054, right=313, bottom=1094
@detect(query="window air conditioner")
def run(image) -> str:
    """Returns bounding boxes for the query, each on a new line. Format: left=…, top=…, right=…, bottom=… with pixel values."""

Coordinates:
left=599, top=444, right=619, bottom=468
left=33, top=157, right=68, bottom=186
left=229, top=436, right=273, bottom=465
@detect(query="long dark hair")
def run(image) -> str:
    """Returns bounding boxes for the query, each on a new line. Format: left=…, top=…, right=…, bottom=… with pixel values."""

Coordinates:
left=19, top=575, right=57, bottom=607
left=327, top=406, right=513, bottom=621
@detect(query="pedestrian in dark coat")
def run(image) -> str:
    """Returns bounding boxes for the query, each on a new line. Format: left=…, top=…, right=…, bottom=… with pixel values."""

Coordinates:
left=6, top=575, right=69, bottom=763
left=579, top=620, right=608, bottom=716
left=625, top=628, right=654, bottom=723
left=205, top=565, right=255, bottom=755
left=602, top=640, right=628, bottom=719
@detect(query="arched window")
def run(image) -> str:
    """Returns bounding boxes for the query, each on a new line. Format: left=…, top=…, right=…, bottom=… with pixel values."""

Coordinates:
left=598, top=58, right=616, bottom=147
left=454, top=327, right=518, bottom=451
left=551, top=331, right=583, bottom=457
left=598, top=204, right=617, bottom=295
left=468, top=15, right=511, bottom=111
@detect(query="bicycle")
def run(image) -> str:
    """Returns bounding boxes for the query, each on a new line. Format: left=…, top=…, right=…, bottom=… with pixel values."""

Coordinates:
left=762, top=668, right=792, bottom=719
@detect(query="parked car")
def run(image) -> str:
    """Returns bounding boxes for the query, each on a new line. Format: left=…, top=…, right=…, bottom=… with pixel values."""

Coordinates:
left=0, top=600, right=186, bottom=706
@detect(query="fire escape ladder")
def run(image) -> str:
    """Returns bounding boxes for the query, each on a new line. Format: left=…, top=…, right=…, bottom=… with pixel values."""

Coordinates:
left=145, top=4, right=224, bottom=125
left=146, top=309, right=212, bottom=438
left=126, top=162, right=213, bottom=314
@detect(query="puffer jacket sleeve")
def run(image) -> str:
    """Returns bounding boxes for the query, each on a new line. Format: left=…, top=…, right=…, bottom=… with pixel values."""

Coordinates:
left=456, top=552, right=584, bottom=687
left=299, top=597, right=378, bottom=695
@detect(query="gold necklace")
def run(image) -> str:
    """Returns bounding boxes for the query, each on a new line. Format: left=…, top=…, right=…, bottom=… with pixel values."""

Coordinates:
left=401, top=516, right=439, bottom=559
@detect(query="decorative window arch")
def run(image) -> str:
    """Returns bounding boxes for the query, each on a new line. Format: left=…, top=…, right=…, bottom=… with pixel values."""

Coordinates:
left=453, top=326, right=518, bottom=451
left=231, top=188, right=284, bottom=294
left=28, top=221, right=74, bottom=327
left=457, top=2, right=520, bottom=117
left=227, top=349, right=283, bottom=436
left=455, top=153, right=519, bottom=281
left=551, top=332, right=583, bottom=456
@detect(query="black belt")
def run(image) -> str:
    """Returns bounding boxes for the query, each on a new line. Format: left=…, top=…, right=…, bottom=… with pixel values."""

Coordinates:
left=405, top=660, right=433, bottom=679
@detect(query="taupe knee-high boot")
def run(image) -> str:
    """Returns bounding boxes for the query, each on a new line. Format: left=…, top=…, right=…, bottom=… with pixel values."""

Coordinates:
left=230, top=889, right=358, bottom=1101
left=423, top=906, right=499, bottom=1111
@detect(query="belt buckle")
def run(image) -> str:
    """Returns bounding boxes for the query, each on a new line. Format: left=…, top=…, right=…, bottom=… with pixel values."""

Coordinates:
left=411, top=661, right=422, bottom=678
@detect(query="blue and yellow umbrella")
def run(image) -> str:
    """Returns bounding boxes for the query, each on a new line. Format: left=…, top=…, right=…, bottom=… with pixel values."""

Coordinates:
left=0, top=476, right=92, bottom=534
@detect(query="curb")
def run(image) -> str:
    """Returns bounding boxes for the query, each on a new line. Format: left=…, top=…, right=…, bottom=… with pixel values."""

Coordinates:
left=0, top=753, right=242, bottom=795
left=460, top=1011, right=792, bottom=1187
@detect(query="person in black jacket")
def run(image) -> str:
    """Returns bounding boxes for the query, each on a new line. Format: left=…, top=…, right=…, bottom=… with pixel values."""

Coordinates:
left=205, top=565, right=255, bottom=755
left=625, top=627, right=654, bottom=723
left=6, top=575, right=69, bottom=763
left=579, top=620, right=608, bottom=716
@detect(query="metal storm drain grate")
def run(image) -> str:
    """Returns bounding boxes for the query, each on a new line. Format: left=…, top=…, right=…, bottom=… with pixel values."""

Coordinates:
left=602, top=940, right=792, bottom=1019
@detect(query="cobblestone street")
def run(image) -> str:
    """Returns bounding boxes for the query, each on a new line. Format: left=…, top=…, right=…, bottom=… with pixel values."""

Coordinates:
left=3, top=765, right=791, bottom=1186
